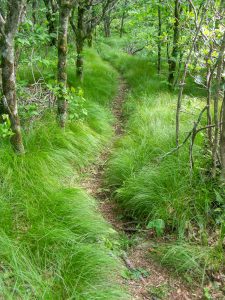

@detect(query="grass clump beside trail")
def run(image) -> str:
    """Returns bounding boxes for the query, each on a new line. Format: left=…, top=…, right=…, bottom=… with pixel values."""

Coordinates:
left=0, top=50, right=127, bottom=299
left=99, top=39, right=224, bottom=282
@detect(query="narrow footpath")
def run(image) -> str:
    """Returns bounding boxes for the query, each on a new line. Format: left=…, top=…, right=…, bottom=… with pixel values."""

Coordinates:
left=81, top=79, right=202, bottom=300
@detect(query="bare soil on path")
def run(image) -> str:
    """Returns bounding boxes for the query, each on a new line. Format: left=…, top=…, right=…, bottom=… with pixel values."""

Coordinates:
left=80, top=79, right=203, bottom=300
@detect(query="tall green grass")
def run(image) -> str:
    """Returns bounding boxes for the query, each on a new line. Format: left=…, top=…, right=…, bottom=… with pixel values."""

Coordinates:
left=0, top=49, right=127, bottom=298
left=100, top=41, right=210, bottom=233
left=99, top=39, right=224, bottom=281
left=153, top=242, right=224, bottom=284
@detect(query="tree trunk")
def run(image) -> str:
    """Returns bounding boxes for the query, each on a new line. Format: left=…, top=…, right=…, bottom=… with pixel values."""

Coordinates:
left=205, top=49, right=213, bottom=148
left=104, top=14, right=111, bottom=37
left=76, top=41, right=84, bottom=80
left=57, top=0, right=71, bottom=128
left=157, top=0, right=162, bottom=74
left=1, top=0, right=25, bottom=153
left=43, top=0, right=57, bottom=46
left=168, top=0, right=180, bottom=88
left=76, top=5, right=85, bottom=81
left=213, top=31, right=225, bottom=177
left=175, top=1, right=209, bottom=146
left=32, top=0, right=37, bottom=24
left=220, top=88, right=225, bottom=179
left=120, top=0, right=128, bottom=38
left=87, top=34, right=93, bottom=47
left=86, top=6, right=94, bottom=47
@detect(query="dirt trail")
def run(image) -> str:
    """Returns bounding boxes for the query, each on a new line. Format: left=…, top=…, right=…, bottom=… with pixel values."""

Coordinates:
left=80, top=79, right=202, bottom=300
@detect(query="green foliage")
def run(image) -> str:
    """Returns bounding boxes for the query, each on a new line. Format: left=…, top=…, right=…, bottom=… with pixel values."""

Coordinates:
left=19, top=103, right=39, bottom=120
left=16, top=20, right=51, bottom=47
left=0, top=115, right=14, bottom=139
left=68, top=87, right=87, bottom=121
left=47, top=83, right=88, bottom=121
left=122, top=267, right=149, bottom=281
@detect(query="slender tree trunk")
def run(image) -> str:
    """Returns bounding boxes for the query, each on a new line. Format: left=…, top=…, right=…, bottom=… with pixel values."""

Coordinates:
left=220, top=88, right=225, bottom=179
left=104, top=15, right=111, bottom=37
left=168, top=0, right=180, bottom=88
left=43, top=0, right=57, bottom=46
left=57, top=0, right=71, bottom=128
left=103, top=4, right=112, bottom=38
left=32, top=0, right=37, bottom=24
left=157, top=0, right=162, bottom=74
left=1, top=0, right=25, bottom=153
left=175, top=1, right=208, bottom=146
left=206, top=50, right=213, bottom=147
left=174, top=51, right=183, bottom=86
left=120, top=0, right=128, bottom=38
left=213, top=31, right=225, bottom=177
left=86, top=7, right=94, bottom=47
left=87, top=34, right=93, bottom=47
left=166, top=28, right=170, bottom=66
left=76, top=5, right=85, bottom=81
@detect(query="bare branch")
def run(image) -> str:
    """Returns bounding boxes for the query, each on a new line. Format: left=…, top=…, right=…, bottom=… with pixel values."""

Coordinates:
left=162, top=106, right=208, bottom=160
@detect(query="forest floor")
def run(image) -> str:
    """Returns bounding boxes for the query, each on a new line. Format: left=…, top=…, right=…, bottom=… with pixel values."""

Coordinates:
left=80, top=79, right=203, bottom=300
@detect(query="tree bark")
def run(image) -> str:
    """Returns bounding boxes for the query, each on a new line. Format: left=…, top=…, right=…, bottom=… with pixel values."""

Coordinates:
left=87, top=34, right=93, bottom=47
left=213, top=31, right=225, bottom=177
left=168, top=0, right=180, bottom=88
left=205, top=49, right=213, bottom=148
left=76, top=5, right=85, bottom=81
left=32, top=0, right=37, bottom=24
left=103, top=2, right=113, bottom=38
left=57, top=0, right=71, bottom=128
left=86, top=6, right=94, bottom=47
left=104, top=14, right=111, bottom=37
left=43, top=0, right=57, bottom=46
left=157, top=0, right=162, bottom=74
left=1, top=0, right=25, bottom=153
left=175, top=1, right=209, bottom=146
left=120, top=0, right=128, bottom=38
left=220, top=87, right=225, bottom=179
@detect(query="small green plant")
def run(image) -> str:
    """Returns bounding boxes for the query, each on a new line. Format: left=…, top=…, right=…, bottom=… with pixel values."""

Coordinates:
left=20, top=103, right=39, bottom=120
left=47, top=82, right=88, bottom=121
left=119, top=234, right=138, bottom=251
left=122, top=268, right=150, bottom=281
left=68, top=87, right=88, bottom=121
left=16, top=19, right=52, bottom=48
left=0, top=114, right=14, bottom=139
left=147, top=219, right=165, bottom=236
left=148, top=284, right=170, bottom=299
left=203, top=287, right=212, bottom=300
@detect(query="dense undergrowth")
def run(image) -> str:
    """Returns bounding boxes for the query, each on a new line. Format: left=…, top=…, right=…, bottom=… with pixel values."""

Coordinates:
left=0, top=49, right=127, bottom=299
left=99, top=39, right=225, bottom=283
